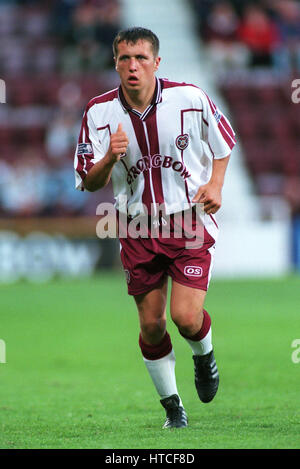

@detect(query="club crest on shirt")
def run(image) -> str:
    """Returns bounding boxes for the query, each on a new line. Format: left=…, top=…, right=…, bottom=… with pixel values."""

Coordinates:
left=175, top=133, right=189, bottom=151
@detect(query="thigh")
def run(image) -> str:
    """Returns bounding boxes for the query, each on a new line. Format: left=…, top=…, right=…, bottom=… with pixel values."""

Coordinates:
left=170, top=280, right=207, bottom=335
left=134, top=275, right=168, bottom=344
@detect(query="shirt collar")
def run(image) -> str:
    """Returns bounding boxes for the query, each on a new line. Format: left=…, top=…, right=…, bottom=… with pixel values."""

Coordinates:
left=118, top=77, right=162, bottom=118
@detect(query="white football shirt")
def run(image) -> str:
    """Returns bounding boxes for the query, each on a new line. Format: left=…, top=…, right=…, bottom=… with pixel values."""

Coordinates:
left=74, top=78, right=236, bottom=217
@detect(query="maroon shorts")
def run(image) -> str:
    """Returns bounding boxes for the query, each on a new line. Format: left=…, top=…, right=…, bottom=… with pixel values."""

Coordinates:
left=118, top=208, right=218, bottom=296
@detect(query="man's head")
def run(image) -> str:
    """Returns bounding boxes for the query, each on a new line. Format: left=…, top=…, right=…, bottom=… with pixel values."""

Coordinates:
left=113, top=27, right=160, bottom=59
left=113, top=27, right=161, bottom=99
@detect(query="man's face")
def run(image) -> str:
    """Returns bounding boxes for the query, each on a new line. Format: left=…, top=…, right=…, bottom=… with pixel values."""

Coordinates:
left=115, top=39, right=161, bottom=93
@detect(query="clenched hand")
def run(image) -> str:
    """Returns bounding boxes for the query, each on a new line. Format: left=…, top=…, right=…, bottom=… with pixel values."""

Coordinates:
left=109, top=123, right=129, bottom=162
left=192, top=181, right=222, bottom=215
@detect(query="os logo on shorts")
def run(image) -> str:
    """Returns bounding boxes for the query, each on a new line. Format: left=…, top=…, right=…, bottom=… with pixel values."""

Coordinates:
left=184, top=266, right=203, bottom=277
left=175, top=134, right=189, bottom=151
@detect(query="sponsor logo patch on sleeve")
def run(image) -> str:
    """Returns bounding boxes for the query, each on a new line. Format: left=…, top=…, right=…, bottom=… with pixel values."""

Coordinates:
left=213, top=109, right=222, bottom=124
left=77, top=143, right=93, bottom=155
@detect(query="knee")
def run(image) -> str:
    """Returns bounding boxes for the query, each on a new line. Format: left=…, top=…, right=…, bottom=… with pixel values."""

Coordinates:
left=171, top=307, right=204, bottom=337
left=140, top=317, right=166, bottom=345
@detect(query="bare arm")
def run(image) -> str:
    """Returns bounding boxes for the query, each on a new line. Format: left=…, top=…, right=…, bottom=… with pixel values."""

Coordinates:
left=84, top=123, right=129, bottom=192
left=192, top=154, right=230, bottom=214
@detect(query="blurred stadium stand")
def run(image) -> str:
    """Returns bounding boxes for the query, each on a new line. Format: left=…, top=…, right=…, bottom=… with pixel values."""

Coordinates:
left=190, top=0, right=300, bottom=211
left=0, top=0, right=121, bottom=279
left=0, top=0, right=299, bottom=280
left=188, top=0, right=300, bottom=274
left=0, top=0, right=119, bottom=221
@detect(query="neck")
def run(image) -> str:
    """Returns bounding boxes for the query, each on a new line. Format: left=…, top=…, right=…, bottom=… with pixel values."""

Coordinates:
left=122, top=77, right=156, bottom=113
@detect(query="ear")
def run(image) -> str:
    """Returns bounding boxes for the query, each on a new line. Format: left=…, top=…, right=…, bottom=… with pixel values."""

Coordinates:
left=154, top=56, right=161, bottom=72
left=114, top=56, right=118, bottom=71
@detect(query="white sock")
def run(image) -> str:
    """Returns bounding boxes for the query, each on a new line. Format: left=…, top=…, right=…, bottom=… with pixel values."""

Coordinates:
left=184, top=327, right=213, bottom=356
left=143, top=349, right=183, bottom=406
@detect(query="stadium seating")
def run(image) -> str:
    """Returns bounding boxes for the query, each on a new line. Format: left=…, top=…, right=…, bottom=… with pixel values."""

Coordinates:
left=190, top=0, right=300, bottom=215
left=220, top=78, right=300, bottom=207
left=0, top=0, right=121, bottom=217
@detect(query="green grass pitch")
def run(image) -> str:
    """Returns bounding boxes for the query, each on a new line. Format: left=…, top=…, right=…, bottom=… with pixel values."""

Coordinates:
left=0, top=273, right=299, bottom=449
